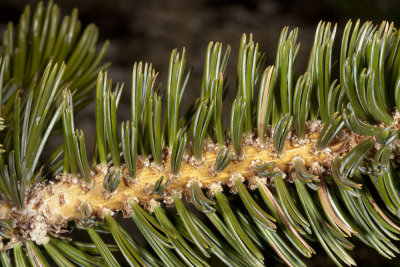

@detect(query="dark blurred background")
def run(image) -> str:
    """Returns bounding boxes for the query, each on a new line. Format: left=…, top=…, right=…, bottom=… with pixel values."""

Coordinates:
left=1, top=0, right=400, bottom=266
left=1, top=0, right=400, bottom=146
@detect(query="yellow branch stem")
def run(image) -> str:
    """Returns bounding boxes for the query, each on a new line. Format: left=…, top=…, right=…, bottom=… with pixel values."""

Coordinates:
left=0, top=130, right=356, bottom=235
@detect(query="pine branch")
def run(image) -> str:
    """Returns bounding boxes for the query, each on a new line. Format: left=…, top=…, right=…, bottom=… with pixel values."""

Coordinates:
left=1, top=129, right=337, bottom=224
left=2, top=2, right=400, bottom=266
